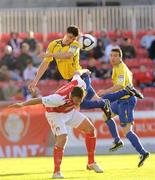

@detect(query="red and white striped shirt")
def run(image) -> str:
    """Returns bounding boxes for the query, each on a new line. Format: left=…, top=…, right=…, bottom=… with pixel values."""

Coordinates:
left=42, top=75, right=86, bottom=113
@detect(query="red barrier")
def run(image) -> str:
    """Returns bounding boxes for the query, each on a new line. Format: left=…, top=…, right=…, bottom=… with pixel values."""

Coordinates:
left=0, top=105, right=50, bottom=157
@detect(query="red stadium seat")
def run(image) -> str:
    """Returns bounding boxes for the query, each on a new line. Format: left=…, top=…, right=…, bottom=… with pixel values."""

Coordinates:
left=143, top=87, right=155, bottom=98
left=18, top=32, right=27, bottom=39
left=131, top=38, right=141, bottom=48
left=122, top=31, right=133, bottom=39
left=136, top=48, right=148, bottom=58
left=136, top=31, right=147, bottom=39
left=134, top=69, right=154, bottom=83
left=139, top=58, right=153, bottom=68
left=1, top=33, right=10, bottom=43
left=125, top=59, right=139, bottom=68
left=136, top=98, right=154, bottom=110
left=0, top=42, right=6, bottom=50
left=107, top=31, right=117, bottom=39
left=47, top=32, right=63, bottom=41
left=93, top=31, right=101, bottom=38
left=34, top=32, right=43, bottom=42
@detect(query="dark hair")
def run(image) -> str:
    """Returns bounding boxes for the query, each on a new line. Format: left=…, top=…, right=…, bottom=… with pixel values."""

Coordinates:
left=111, top=47, right=123, bottom=58
left=67, top=25, right=80, bottom=37
left=71, top=86, right=85, bottom=99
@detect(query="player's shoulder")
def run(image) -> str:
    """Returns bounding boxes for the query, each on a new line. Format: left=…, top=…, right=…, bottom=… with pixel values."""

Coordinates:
left=48, top=39, right=62, bottom=46
left=70, top=40, right=80, bottom=48
left=118, top=62, right=127, bottom=69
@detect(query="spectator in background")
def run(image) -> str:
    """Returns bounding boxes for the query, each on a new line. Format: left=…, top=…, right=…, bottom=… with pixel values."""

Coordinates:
left=0, top=65, right=21, bottom=81
left=1, top=80, right=19, bottom=100
left=96, top=62, right=111, bottom=79
left=31, top=43, right=44, bottom=67
left=23, top=59, right=38, bottom=81
left=140, top=27, right=155, bottom=50
left=8, top=32, right=22, bottom=56
left=22, top=31, right=37, bottom=52
left=93, top=39, right=105, bottom=62
left=1, top=45, right=17, bottom=70
left=0, top=65, right=10, bottom=81
left=16, top=43, right=32, bottom=74
left=114, top=28, right=123, bottom=45
left=100, top=29, right=110, bottom=47
left=87, top=57, right=98, bottom=79
left=148, top=39, right=155, bottom=61
left=120, top=38, right=136, bottom=59
left=104, top=38, right=119, bottom=63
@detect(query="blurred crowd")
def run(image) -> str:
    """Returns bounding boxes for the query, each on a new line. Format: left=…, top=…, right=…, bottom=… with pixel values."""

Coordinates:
left=0, top=28, right=155, bottom=101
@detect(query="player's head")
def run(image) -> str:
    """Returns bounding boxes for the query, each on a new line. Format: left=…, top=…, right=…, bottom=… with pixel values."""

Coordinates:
left=110, top=47, right=123, bottom=66
left=70, top=86, right=86, bottom=106
left=63, top=25, right=80, bottom=45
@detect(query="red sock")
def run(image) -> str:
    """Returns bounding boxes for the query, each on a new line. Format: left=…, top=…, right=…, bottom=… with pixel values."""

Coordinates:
left=53, top=145, right=64, bottom=173
left=85, top=132, right=96, bottom=164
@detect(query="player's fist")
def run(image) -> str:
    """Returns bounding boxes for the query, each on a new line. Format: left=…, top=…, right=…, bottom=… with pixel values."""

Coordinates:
left=28, top=82, right=36, bottom=94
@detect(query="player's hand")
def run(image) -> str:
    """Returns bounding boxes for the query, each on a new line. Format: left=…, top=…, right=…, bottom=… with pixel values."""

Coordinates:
left=28, top=82, right=36, bottom=94
left=84, top=69, right=91, bottom=75
left=8, top=103, right=23, bottom=108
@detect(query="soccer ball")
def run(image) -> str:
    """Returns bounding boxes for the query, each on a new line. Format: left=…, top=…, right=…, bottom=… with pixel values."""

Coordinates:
left=78, top=34, right=97, bottom=51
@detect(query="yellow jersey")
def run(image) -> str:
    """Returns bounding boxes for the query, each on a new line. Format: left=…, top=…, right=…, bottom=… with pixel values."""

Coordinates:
left=112, top=61, right=133, bottom=99
left=44, top=39, right=81, bottom=80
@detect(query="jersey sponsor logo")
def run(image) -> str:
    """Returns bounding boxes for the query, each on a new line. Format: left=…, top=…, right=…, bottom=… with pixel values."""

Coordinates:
left=69, top=46, right=78, bottom=53
left=118, top=75, right=124, bottom=83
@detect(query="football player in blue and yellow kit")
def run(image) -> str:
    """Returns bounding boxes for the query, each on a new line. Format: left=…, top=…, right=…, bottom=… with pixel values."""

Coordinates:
left=98, top=48, right=150, bottom=167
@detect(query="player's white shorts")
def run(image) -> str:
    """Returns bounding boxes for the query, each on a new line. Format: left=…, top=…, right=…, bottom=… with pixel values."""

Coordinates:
left=45, top=109, right=87, bottom=136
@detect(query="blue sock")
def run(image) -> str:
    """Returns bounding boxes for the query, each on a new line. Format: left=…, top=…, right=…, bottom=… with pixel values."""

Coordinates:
left=126, top=131, right=146, bottom=155
left=106, top=119, right=121, bottom=142
left=102, top=90, right=128, bottom=103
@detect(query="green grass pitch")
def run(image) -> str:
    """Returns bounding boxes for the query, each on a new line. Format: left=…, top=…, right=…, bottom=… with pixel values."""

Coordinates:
left=0, top=154, right=154, bottom=180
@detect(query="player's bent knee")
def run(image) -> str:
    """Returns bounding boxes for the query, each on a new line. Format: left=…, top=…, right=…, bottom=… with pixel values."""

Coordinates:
left=79, top=118, right=95, bottom=135
left=55, top=134, right=68, bottom=148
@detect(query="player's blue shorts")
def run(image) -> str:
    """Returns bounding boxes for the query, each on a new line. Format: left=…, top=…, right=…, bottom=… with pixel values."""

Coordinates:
left=111, top=96, right=137, bottom=126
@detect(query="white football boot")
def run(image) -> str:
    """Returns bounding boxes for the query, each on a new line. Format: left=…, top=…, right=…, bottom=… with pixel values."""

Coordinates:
left=87, top=162, right=103, bottom=173
left=52, top=171, right=64, bottom=179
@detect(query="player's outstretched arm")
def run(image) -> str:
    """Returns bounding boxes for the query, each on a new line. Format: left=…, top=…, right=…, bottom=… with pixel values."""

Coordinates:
left=8, top=98, right=42, bottom=108
left=39, top=52, right=74, bottom=59
left=28, top=61, right=50, bottom=92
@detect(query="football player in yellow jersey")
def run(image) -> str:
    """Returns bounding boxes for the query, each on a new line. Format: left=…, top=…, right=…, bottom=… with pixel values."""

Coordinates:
left=98, top=48, right=149, bottom=167
left=28, top=25, right=81, bottom=90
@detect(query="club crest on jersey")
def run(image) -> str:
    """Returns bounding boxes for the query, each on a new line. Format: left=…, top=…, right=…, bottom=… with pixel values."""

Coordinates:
left=118, top=75, right=124, bottom=83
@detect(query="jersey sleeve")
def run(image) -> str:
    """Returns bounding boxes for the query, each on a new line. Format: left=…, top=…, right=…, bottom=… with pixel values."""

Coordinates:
left=68, top=41, right=80, bottom=56
left=72, top=74, right=86, bottom=89
left=43, top=41, right=56, bottom=62
left=42, top=94, right=65, bottom=107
